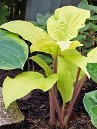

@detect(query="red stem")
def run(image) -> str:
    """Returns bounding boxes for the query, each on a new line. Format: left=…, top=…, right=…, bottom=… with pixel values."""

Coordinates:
left=65, top=75, right=87, bottom=126
left=50, top=88, right=63, bottom=126
left=49, top=90, right=56, bottom=128
left=61, top=103, right=66, bottom=122
left=70, top=67, right=81, bottom=105
left=49, top=55, right=63, bottom=128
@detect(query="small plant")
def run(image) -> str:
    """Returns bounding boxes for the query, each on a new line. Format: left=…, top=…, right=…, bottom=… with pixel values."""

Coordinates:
left=31, top=12, right=52, bottom=30
left=0, top=6, right=97, bottom=128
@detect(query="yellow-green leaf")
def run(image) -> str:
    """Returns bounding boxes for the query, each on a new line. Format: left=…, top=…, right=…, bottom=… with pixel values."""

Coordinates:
left=57, top=56, right=74, bottom=103
left=62, top=49, right=89, bottom=76
left=63, top=58, right=85, bottom=82
left=47, top=6, right=90, bottom=41
left=56, top=40, right=83, bottom=51
left=87, top=47, right=97, bottom=60
left=62, top=49, right=97, bottom=78
left=30, top=55, right=53, bottom=76
left=2, top=72, right=58, bottom=108
left=0, top=20, right=49, bottom=44
left=30, top=38, right=61, bottom=56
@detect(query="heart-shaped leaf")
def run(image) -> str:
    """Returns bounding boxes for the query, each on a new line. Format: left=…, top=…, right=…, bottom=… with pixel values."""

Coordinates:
left=30, top=38, right=61, bottom=56
left=47, top=6, right=90, bottom=41
left=0, top=20, right=49, bottom=44
left=3, top=72, right=58, bottom=108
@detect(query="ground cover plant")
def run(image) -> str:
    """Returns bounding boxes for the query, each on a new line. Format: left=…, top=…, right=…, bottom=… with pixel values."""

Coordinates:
left=75, top=0, right=97, bottom=55
left=0, top=5, right=97, bottom=129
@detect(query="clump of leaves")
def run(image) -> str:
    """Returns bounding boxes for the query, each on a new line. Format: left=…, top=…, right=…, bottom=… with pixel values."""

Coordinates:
left=0, top=2, right=10, bottom=25
left=74, top=0, right=97, bottom=55
left=0, top=5, right=97, bottom=129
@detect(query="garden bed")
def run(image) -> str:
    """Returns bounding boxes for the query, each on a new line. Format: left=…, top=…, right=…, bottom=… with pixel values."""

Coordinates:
left=0, top=69, right=96, bottom=129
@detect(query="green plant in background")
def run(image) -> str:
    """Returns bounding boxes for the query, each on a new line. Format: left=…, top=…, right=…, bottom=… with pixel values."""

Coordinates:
left=31, top=12, right=52, bottom=30
left=74, top=0, right=97, bottom=55
left=83, top=60, right=97, bottom=128
left=0, top=5, right=97, bottom=128
left=80, top=1, right=97, bottom=125
left=0, top=2, right=10, bottom=25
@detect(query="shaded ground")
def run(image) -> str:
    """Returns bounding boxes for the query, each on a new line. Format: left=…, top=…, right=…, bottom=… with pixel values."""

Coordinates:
left=0, top=69, right=96, bottom=129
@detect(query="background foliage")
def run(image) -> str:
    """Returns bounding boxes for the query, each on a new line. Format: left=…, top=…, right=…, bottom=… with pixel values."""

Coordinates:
left=0, top=0, right=26, bottom=25
left=0, top=0, right=96, bottom=24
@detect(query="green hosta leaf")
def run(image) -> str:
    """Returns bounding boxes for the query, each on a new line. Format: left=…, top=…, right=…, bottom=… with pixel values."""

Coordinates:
left=86, top=63, right=97, bottom=83
left=30, top=38, right=61, bottom=56
left=0, top=20, right=49, bottom=44
left=3, top=72, right=58, bottom=108
left=47, top=6, right=90, bottom=41
left=56, top=41, right=83, bottom=51
left=0, top=29, right=28, bottom=70
left=57, top=56, right=74, bottom=103
left=30, top=55, right=53, bottom=76
left=83, top=90, right=97, bottom=128
left=91, top=105, right=97, bottom=128
left=83, top=90, right=97, bottom=116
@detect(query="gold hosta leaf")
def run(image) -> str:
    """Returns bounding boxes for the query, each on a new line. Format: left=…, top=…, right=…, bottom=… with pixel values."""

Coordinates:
left=30, top=38, right=61, bottom=56
left=62, top=49, right=97, bottom=78
left=87, top=47, right=97, bottom=60
left=63, top=58, right=85, bottom=82
left=2, top=72, right=58, bottom=108
left=56, top=40, right=83, bottom=51
left=57, top=56, right=74, bottom=103
left=47, top=6, right=90, bottom=41
left=0, top=20, right=49, bottom=44
left=30, top=55, right=53, bottom=76
left=62, top=49, right=89, bottom=76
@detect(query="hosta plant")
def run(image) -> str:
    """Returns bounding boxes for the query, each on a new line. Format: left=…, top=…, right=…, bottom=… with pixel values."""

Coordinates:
left=0, top=6, right=97, bottom=128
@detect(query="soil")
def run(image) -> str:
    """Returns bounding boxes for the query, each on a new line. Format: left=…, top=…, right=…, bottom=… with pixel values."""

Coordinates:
left=0, top=69, right=97, bottom=129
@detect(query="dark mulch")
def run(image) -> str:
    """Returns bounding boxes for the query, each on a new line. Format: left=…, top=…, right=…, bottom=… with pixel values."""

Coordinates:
left=0, top=69, right=96, bottom=129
